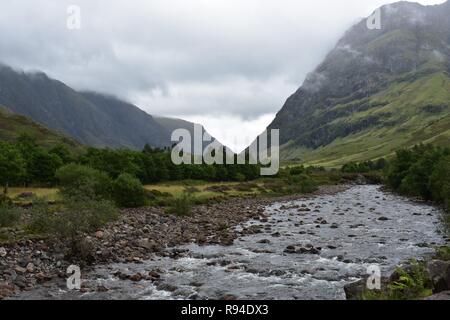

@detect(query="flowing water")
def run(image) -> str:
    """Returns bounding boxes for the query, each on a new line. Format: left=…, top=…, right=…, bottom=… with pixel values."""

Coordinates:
left=14, top=185, right=448, bottom=300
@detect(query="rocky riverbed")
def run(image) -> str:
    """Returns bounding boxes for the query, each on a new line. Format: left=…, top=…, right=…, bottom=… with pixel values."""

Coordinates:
left=0, top=185, right=345, bottom=299
left=2, top=185, right=449, bottom=300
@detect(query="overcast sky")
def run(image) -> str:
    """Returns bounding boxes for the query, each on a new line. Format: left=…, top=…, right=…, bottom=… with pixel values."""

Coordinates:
left=0, top=0, right=445, bottom=152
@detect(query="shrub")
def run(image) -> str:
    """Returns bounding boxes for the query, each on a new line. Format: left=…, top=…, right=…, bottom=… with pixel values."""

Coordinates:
left=386, top=145, right=450, bottom=211
left=290, top=166, right=305, bottom=176
left=56, top=164, right=113, bottom=200
left=362, top=260, right=432, bottom=300
left=387, top=260, right=432, bottom=300
left=0, top=204, right=22, bottom=228
left=112, top=173, right=146, bottom=208
left=233, top=173, right=246, bottom=182
left=430, top=155, right=450, bottom=211
left=166, top=192, right=193, bottom=216
left=297, top=174, right=318, bottom=193
left=28, top=198, right=54, bottom=234
left=435, top=246, right=450, bottom=261
left=0, top=194, right=13, bottom=206
left=29, top=194, right=119, bottom=263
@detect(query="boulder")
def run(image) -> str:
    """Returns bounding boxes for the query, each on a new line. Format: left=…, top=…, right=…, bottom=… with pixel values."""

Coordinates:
left=424, top=291, right=450, bottom=300
left=129, top=273, right=143, bottom=282
left=427, top=260, right=450, bottom=293
left=344, top=279, right=366, bottom=300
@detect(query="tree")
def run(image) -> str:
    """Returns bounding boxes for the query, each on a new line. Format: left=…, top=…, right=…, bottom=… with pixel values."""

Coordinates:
left=430, top=155, right=450, bottom=210
left=49, top=144, right=74, bottom=164
left=28, top=148, right=63, bottom=185
left=56, top=164, right=113, bottom=200
left=112, top=173, right=146, bottom=208
left=0, top=142, right=26, bottom=193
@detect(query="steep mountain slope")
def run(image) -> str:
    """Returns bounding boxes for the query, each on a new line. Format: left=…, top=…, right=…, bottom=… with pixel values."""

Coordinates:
left=154, top=116, right=200, bottom=136
left=0, top=106, right=81, bottom=150
left=154, top=116, right=231, bottom=155
left=268, top=1, right=450, bottom=166
left=0, top=65, right=169, bottom=149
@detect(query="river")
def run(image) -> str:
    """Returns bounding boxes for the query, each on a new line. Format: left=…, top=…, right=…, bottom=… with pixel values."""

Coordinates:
left=12, top=185, right=448, bottom=300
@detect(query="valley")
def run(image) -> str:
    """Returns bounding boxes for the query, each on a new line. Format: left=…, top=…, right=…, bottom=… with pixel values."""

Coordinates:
left=1, top=0, right=450, bottom=303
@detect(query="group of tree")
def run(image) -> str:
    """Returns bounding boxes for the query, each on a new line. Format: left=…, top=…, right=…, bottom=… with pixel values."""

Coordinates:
left=339, top=145, right=449, bottom=211
left=0, top=134, right=261, bottom=192
left=386, top=144, right=449, bottom=211
left=0, top=135, right=70, bottom=192
left=341, top=158, right=387, bottom=173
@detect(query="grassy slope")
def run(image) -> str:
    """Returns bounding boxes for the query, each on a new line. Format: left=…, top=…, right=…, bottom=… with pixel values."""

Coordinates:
left=281, top=71, right=450, bottom=167
left=0, top=106, right=82, bottom=150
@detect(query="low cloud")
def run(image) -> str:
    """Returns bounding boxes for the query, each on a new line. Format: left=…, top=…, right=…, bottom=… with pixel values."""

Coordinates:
left=0, top=0, right=445, bottom=147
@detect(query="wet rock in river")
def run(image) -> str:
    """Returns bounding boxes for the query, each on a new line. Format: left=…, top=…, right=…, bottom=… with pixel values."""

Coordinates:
left=97, top=285, right=109, bottom=292
left=284, top=244, right=321, bottom=255
left=129, top=273, right=143, bottom=282
left=157, top=283, right=178, bottom=292
left=271, top=232, right=281, bottom=238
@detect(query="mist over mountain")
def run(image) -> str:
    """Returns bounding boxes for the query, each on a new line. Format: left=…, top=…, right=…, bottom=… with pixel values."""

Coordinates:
left=0, top=64, right=217, bottom=151
left=267, top=0, right=450, bottom=165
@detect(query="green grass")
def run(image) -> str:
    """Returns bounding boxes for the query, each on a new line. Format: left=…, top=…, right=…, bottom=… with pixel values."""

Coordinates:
left=281, top=72, right=450, bottom=167
left=144, top=181, right=263, bottom=203
left=7, top=187, right=59, bottom=201
left=0, top=106, right=82, bottom=151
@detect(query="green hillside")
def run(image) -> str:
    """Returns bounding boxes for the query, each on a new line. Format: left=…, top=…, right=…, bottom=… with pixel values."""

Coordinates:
left=282, top=71, right=450, bottom=167
left=267, top=1, right=450, bottom=167
left=0, top=106, right=82, bottom=150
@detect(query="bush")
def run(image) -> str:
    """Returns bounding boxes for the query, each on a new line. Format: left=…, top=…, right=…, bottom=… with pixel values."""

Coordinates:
left=56, top=164, right=113, bottom=200
left=28, top=198, right=53, bottom=234
left=0, top=194, right=13, bottom=206
left=29, top=194, right=119, bottom=262
left=113, top=173, right=146, bottom=208
left=387, top=261, right=432, bottom=300
left=290, top=166, right=305, bottom=176
left=0, top=204, right=22, bottom=228
left=297, top=174, right=318, bottom=193
left=435, top=246, right=450, bottom=261
left=386, top=145, right=450, bottom=211
left=362, top=260, right=432, bottom=300
left=166, top=192, right=193, bottom=216
left=430, top=155, right=450, bottom=211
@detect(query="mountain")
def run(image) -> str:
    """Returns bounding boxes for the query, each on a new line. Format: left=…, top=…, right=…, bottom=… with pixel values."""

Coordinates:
left=154, top=116, right=201, bottom=137
left=154, top=116, right=232, bottom=156
left=0, top=105, right=81, bottom=150
left=0, top=65, right=170, bottom=149
left=267, top=1, right=450, bottom=167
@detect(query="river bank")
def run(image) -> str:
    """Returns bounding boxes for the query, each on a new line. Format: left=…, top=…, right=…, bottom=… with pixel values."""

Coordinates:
left=0, top=184, right=347, bottom=299
left=4, top=184, right=448, bottom=300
